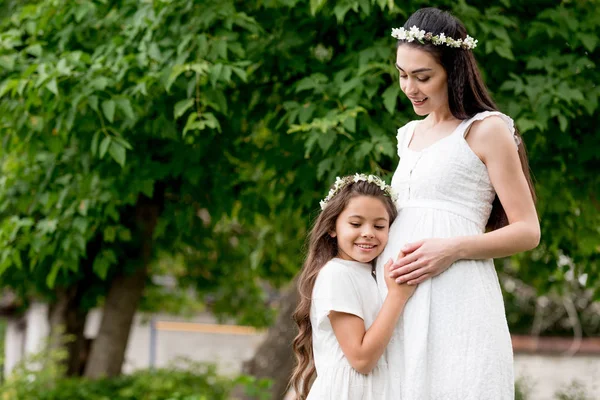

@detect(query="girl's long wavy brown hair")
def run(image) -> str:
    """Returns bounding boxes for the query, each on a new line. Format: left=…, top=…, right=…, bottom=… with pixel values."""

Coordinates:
left=397, top=7, right=536, bottom=230
left=289, top=178, right=398, bottom=399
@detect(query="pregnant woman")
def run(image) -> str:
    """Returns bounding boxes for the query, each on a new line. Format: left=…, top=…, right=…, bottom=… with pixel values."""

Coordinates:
left=377, top=7, right=540, bottom=400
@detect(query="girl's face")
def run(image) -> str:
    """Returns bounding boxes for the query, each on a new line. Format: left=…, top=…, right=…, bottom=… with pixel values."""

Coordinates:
left=396, top=45, right=449, bottom=116
left=331, top=195, right=391, bottom=263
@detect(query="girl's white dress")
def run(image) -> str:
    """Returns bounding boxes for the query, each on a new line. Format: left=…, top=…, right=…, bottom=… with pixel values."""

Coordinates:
left=376, top=111, right=516, bottom=400
left=308, top=258, right=390, bottom=399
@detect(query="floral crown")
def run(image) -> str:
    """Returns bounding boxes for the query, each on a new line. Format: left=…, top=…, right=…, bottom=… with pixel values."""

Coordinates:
left=391, top=25, right=478, bottom=50
left=320, top=173, right=398, bottom=210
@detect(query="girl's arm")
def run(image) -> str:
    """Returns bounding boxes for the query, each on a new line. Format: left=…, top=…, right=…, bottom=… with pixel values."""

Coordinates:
left=391, top=116, right=540, bottom=285
left=329, top=259, right=414, bottom=375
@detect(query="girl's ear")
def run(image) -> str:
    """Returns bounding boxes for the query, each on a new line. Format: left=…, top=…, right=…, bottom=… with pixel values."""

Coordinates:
left=329, top=230, right=337, bottom=238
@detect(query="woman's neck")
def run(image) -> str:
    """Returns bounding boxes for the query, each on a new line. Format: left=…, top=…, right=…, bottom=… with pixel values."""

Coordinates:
left=426, top=106, right=456, bottom=125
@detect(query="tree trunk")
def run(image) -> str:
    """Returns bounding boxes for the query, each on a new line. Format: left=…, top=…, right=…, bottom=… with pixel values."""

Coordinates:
left=239, top=281, right=298, bottom=400
left=48, top=286, right=90, bottom=376
left=84, top=195, right=160, bottom=379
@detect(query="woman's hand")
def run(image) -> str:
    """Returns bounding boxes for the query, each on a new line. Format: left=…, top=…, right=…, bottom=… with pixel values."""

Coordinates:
left=389, top=238, right=460, bottom=285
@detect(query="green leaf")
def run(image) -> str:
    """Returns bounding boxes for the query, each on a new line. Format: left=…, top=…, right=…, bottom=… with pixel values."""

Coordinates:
left=339, top=77, right=362, bottom=97
left=310, top=0, right=327, bottom=15
left=495, top=45, right=515, bottom=60
left=516, top=118, right=537, bottom=133
left=102, top=100, right=116, bottom=123
left=25, top=44, right=42, bottom=57
left=109, top=141, right=126, bottom=167
left=104, top=226, right=117, bottom=242
left=210, top=64, right=223, bottom=87
left=93, top=250, right=117, bottom=280
left=232, top=67, right=247, bottom=82
left=116, top=98, right=135, bottom=120
left=88, top=95, right=99, bottom=112
left=113, top=136, right=133, bottom=150
left=46, top=261, right=62, bottom=288
left=316, top=158, right=333, bottom=179
left=174, top=98, right=195, bottom=119
left=580, top=35, right=597, bottom=52
left=72, top=217, right=88, bottom=233
left=557, top=115, right=568, bottom=132
left=165, top=65, right=186, bottom=92
left=354, top=141, right=374, bottom=163
left=46, top=79, right=58, bottom=96
left=382, top=85, right=399, bottom=114
left=89, top=76, right=109, bottom=90
left=99, top=136, right=111, bottom=158
left=317, top=131, right=336, bottom=153
left=0, top=55, right=16, bottom=70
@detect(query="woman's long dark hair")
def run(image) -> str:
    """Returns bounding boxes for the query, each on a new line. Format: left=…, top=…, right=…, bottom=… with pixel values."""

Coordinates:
left=399, top=7, right=536, bottom=230
left=289, top=178, right=398, bottom=399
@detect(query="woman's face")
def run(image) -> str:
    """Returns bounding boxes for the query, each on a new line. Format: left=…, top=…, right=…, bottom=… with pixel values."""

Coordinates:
left=395, top=45, right=449, bottom=116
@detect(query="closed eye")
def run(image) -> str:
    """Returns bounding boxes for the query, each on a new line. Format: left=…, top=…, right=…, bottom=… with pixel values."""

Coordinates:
left=375, top=225, right=386, bottom=230
left=350, top=223, right=360, bottom=227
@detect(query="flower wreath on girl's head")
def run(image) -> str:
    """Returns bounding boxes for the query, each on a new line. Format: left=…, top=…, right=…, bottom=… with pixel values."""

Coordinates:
left=391, top=25, right=478, bottom=50
left=320, top=173, right=398, bottom=210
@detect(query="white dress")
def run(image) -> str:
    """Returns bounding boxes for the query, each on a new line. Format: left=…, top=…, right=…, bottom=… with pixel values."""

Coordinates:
left=308, top=258, right=390, bottom=400
left=376, top=111, right=516, bottom=400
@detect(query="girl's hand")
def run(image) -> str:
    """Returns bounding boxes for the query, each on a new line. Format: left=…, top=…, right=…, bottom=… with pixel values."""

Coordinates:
left=384, top=255, right=417, bottom=299
left=389, top=238, right=459, bottom=285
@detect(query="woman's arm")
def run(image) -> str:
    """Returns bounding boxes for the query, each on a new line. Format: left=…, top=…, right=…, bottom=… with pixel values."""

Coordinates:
left=330, top=259, right=414, bottom=375
left=391, top=116, right=540, bottom=285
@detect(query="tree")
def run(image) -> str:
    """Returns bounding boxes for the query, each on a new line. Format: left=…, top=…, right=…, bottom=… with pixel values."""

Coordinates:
left=0, top=0, right=270, bottom=377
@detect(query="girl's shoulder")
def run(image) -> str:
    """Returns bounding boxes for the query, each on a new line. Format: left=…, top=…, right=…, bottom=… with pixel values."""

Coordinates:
left=315, top=259, right=371, bottom=288
left=317, top=258, right=353, bottom=280
left=313, top=259, right=365, bottom=301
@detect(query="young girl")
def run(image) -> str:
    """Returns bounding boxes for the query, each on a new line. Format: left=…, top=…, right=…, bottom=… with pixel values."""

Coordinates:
left=290, top=173, right=416, bottom=400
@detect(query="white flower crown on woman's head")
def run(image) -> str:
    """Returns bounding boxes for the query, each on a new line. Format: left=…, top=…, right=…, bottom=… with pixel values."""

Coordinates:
left=391, top=25, right=478, bottom=50
left=319, top=173, right=398, bottom=210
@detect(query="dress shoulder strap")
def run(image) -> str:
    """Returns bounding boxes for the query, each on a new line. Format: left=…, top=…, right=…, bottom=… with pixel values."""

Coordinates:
left=456, top=111, right=520, bottom=149
left=396, top=120, right=420, bottom=157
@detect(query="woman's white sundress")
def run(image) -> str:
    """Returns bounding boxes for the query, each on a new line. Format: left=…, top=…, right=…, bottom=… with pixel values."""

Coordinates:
left=376, top=111, right=517, bottom=400
left=308, top=258, right=390, bottom=400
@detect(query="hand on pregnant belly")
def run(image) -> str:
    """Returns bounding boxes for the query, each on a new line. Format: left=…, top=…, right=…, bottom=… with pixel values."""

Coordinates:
left=389, top=238, right=459, bottom=285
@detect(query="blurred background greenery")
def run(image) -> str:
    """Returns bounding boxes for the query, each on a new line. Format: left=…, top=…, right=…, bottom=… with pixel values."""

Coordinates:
left=0, top=0, right=598, bottom=399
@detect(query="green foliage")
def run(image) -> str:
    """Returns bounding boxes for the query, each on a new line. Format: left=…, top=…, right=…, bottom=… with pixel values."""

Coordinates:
left=0, top=0, right=599, bottom=334
left=514, top=377, right=530, bottom=400
left=0, top=347, right=271, bottom=400
left=0, top=0, right=281, bottom=323
left=555, top=381, right=594, bottom=400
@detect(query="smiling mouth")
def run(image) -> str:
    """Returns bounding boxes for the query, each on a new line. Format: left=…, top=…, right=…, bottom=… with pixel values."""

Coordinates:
left=411, top=97, right=428, bottom=104
left=356, top=244, right=376, bottom=249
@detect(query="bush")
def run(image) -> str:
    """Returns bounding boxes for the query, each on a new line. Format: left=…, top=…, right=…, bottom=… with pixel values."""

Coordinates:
left=555, top=381, right=593, bottom=400
left=0, top=349, right=271, bottom=400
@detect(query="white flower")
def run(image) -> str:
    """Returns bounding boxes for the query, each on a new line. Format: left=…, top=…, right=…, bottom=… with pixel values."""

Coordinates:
left=391, top=27, right=407, bottom=40
left=319, top=173, right=398, bottom=210
left=463, top=35, right=478, bottom=49
left=391, top=25, right=478, bottom=51
left=409, top=26, right=425, bottom=40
